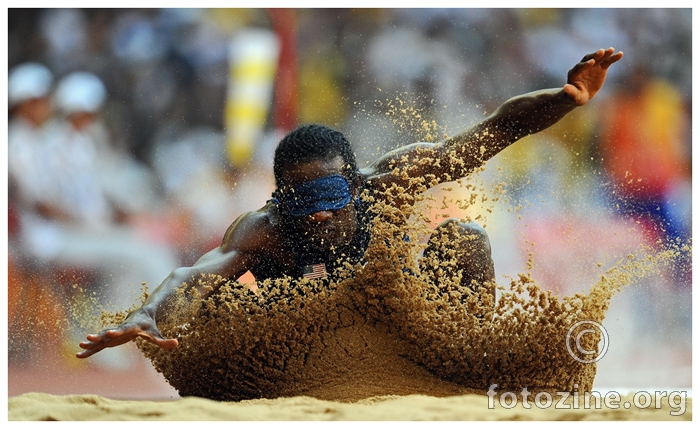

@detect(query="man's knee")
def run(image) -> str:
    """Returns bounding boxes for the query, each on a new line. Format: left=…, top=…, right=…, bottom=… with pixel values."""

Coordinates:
left=424, top=219, right=496, bottom=296
left=431, top=219, right=492, bottom=253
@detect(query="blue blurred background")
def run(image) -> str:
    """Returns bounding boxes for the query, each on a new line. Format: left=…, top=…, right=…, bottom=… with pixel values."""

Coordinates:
left=7, top=8, right=692, bottom=399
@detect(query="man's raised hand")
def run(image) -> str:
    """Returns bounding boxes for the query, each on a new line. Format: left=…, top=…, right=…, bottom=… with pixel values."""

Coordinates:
left=564, top=47, right=623, bottom=106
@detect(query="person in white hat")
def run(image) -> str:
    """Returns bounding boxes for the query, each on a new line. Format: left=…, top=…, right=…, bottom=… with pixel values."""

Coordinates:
left=10, top=69, right=178, bottom=370
left=9, top=62, right=54, bottom=108
left=54, top=71, right=108, bottom=132
left=52, top=71, right=163, bottom=225
left=8, top=62, right=67, bottom=363
left=8, top=63, right=62, bottom=213
left=49, top=71, right=115, bottom=228
left=46, top=71, right=178, bottom=314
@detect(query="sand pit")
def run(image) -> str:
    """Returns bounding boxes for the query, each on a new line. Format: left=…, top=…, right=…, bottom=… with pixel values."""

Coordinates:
left=7, top=390, right=691, bottom=420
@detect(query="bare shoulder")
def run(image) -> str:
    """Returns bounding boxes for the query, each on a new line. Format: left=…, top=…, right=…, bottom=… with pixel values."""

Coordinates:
left=184, top=202, right=288, bottom=282
left=220, top=201, right=284, bottom=255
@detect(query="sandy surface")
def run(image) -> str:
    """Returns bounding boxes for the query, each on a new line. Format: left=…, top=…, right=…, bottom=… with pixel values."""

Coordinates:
left=7, top=328, right=692, bottom=421
left=7, top=390, right=691, bottom=420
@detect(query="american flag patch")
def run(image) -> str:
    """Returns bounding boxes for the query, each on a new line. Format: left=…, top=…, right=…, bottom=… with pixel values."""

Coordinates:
left=303, top=263, right=327, bottom=280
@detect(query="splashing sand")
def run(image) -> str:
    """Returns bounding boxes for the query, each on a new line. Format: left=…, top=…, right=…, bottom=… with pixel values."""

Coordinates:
left=97, top=148, right=688, bottom=403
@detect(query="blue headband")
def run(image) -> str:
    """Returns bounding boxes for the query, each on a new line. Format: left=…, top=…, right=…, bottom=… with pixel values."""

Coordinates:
left=277, top=174, right=352, bottom=217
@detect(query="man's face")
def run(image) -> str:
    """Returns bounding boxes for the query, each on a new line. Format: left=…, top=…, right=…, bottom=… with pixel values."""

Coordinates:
left=277, top=156, right=359, bottom=253
left=17, top=97, right=53, bottom=127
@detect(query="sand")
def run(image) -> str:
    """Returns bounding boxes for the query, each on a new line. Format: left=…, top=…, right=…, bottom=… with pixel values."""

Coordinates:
left=120, top=156, right=685, bottom=403
left=7, top=390, right=691, bottom=420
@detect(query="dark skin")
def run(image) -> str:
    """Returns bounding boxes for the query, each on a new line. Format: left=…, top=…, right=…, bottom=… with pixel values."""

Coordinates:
left=77, top=47, right=623, bottom=358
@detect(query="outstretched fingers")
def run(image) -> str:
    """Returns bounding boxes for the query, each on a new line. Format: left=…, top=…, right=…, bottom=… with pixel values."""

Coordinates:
left=579, top=48, right=606, bottom=63
left=579, top=48, right=623, bottom=68
left=76, top=328, right=135, bottom=358
left=76, top=325, right=178, bottom=359
left=565, top=47, right=624, bottom=105
left=598, top=49, right=624, bottom=69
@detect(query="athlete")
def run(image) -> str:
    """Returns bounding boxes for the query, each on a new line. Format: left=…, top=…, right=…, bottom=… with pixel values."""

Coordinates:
left=77, top=47, right=623, bottom=359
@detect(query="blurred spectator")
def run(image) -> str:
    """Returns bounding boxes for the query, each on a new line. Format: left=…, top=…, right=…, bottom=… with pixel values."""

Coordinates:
left=8, top=63, right=61, bottom=214
left=38, top=8, right=90, bottom=74
left=52, top=71, right=161, bottom=226
left=149, top=126, right=237, bottom=262
left=9, top=67, right=179, bottom=370
left=146, top=123, right=276, bottom=267
left=8, top=62, right=65, bottom=362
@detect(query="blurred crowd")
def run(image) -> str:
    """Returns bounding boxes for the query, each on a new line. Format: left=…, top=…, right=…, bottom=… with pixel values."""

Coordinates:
left=7, top=9, right=691, bottom=370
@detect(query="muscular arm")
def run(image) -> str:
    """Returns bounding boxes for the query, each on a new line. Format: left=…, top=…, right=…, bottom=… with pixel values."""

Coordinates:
left=77, top=208, right=277, bottom=358
left=141, top=213, right=261, bottom=324
left=441, top=88, right=577, bottom=171
left=363, top=48, right=623, bottom=198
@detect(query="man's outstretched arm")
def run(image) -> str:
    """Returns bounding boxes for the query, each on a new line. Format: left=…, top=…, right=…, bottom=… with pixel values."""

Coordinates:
left=76, top=211, right=265, bottom=359
left=442, top=47, right=624, bottom=170
left=364, top=48, right=623, bottom=190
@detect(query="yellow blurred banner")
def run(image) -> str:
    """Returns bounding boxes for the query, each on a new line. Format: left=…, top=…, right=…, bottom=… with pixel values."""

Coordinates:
left=225, top=29, right=280, bottom=167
